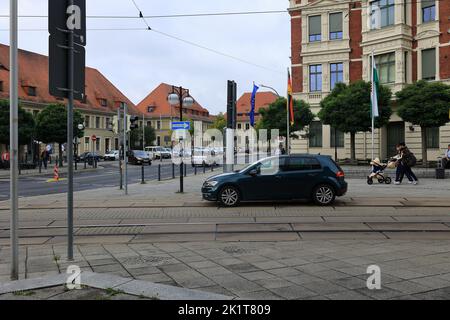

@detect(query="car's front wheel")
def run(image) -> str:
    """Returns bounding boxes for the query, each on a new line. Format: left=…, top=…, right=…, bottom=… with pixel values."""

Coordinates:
left=312, top=184, right=336, bottom=206
left=219, top=186, right=240, bottom=207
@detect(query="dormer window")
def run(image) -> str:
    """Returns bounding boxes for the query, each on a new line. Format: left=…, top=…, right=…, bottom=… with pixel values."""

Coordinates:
left=147, top=106, right=155, bottom=113
left=0, top=81, right=3, bottom=92
left=26, top=86, right=37, bottom=96
left=99, top=98, right=107, bottom=107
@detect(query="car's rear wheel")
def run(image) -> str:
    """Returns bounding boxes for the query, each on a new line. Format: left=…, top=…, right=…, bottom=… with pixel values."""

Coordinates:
left=219, top=186, right=240, bottom=207
left=312, top=184, right=336, bottom=206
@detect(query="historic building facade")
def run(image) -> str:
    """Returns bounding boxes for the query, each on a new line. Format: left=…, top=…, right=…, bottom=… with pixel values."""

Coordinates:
left=136, top=83, right=215, bottom=147
left=0, top=43, right=138, bottom=158
left=289, top=0, right=450, bottom=160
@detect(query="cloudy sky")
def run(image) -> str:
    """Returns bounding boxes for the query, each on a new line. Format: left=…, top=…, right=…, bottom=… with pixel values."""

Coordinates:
left=0, top=0, right=290, bottom=115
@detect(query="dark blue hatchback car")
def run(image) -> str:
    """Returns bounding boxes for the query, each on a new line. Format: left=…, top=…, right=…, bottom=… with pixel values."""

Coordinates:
left=202, top=155, right=347, bottom=207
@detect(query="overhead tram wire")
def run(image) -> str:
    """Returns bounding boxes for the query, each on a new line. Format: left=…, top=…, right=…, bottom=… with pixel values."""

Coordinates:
left=127, top=0, right=284, bottom=74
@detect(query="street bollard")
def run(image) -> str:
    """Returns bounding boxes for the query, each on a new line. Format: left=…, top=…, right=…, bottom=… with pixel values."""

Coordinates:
left=158, top=164, right=161, bottom=181
left=84, top=159, right=87, bottom=169
left=75, top=159, right=77, bottom=171
left=203, top=164, right=206, bottom=174
left=184, top=163, right=187, bottom=177
left=141, top=163, right=146, bottom=184
left=172, top=163, right=175, bottom=179
left=194, top=166, right=197, bottom=175
left=39, top=160, right=42, bottom=173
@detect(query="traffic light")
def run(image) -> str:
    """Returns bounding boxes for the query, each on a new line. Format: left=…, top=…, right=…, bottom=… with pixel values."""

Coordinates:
left=126, top=115, right=139, bottom=132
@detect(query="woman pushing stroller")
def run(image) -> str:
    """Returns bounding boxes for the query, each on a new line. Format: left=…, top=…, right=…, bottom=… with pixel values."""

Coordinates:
left=393, top=142, right=418, bottom=185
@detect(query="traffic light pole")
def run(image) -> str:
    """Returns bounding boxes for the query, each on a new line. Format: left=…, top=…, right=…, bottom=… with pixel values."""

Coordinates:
left=123, top=103, right=128, bottom=195
left=67, top=0, right=75, bottom=261
left=10, top=0, right=19, bottom=280
left=118, top=108, right=123, bottom=190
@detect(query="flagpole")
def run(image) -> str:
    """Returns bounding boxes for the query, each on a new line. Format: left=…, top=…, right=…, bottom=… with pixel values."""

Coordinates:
left=286, top=67, right=290, bottom=155
left=371, top=51, right=375, bottom=161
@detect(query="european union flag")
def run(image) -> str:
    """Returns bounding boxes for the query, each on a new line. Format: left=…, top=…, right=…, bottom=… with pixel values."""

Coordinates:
left=250, top=84, right=259, bottom=127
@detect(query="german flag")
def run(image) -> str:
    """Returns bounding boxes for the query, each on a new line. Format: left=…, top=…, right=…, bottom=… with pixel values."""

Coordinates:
left=287, top=69, right=294, bottom=126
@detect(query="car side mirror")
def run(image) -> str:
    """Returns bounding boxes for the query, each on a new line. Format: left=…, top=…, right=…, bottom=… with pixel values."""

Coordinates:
left=249, top=169, right=258, bottom=177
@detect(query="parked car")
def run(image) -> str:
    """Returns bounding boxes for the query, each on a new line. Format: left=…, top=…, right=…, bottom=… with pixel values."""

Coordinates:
left=77, top=152, right=102, bottom=164
left=145, top=146, right=171, bottom=160
left=201, top=154, right=347, bottom=207
left=128, top=150, right=151, bottom=165
left=104, top=150, right=120, bottom=161
left=192, top=147, right=217, bottom=167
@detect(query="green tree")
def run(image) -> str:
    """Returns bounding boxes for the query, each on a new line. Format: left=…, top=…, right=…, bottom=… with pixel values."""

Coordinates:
left=0, top=99, right=35, bottom=148
left=259, top=97, right=314, bottom=139
left=318, top=81, right=392, bottom=161
left=35, top=104, right=84, bottom=166
left=130, top=126, right=156, bottom=149
left=212, top=112, right=227, bottom=131
left=396, top=80, right=450, bottom=166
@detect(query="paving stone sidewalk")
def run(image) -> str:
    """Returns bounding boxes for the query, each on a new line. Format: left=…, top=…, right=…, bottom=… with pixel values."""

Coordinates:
left=1, top=240, right=449, bottom=300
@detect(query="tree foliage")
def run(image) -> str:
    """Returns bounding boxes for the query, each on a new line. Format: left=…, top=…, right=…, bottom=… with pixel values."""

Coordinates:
left=0, top=99, right=35, bottom=146
left=396, top=80, right=450, bottom=128
left=212, top=112, right=227, bottom=131
left=130, top=126, right=156, bottom=149
left=318, top=81, right=392, bottom=134
left=259, top=97, right=314, bottom=139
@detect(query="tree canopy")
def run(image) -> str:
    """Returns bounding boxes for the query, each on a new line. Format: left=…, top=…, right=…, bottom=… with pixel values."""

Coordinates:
left=396, top=80, right=450, bottom=128
left=318, top=81, right=392, bottom=134
left=0, top=99, right=35, bottom=146
left=259, top=97, right=314, bottom=139
left=34, top=104, right=84, bottom=144
left=211, top=113, right=227, bottom=131
left=131, top=126, right=156, bottom=149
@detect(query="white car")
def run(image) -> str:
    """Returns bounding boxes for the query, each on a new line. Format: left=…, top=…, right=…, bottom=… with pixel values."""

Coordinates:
left=104, top=150, right=120, bottom=161
left=145, top=146, right=171, bottom=160
left=191, top=148, right=217, bottom=167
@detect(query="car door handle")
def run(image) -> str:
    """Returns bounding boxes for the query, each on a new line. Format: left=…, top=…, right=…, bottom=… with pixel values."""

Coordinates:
left=308, top=173, right=318, bottom=177
left=275, top=175, right=283, bottom=179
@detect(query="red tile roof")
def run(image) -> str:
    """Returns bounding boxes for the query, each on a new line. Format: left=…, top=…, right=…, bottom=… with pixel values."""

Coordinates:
left=0, top=43, right=138, bottom=114
left=231, top=91, right=278, bottom=122
left=136, top=83, right=213, bottom=122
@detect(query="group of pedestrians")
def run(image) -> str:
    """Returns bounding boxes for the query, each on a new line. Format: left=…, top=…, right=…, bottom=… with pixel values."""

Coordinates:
left=393, top=142, right=418, bottom=185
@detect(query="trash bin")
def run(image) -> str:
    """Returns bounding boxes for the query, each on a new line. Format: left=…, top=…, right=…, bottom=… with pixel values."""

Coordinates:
left=436, top=160, right=445, bottom=179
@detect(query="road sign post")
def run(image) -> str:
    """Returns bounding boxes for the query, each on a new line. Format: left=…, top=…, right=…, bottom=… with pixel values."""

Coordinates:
left=49, top=0, right=86, bottom=261
left=10, top=0, right=19, bottom=280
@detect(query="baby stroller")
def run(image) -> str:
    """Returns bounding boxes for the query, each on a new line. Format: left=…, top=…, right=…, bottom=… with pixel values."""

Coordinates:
left=367, top=157, right=392, bottom=185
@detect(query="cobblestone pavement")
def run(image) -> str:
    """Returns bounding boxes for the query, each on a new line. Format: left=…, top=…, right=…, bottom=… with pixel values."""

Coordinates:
left=1, top=240, right=449, bottom=300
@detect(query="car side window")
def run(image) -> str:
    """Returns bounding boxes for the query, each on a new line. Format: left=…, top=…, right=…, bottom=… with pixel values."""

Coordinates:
left=287, top=157, right=321, bottom=171
left=257, top=157, right=286, bottom=175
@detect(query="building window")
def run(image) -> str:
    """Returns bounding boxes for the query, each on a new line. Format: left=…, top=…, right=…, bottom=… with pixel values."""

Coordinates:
left=329, top=12, right=343, bottom=40
left=96, top=138, right=101, bottom=151
left=426, top=127, right=439, bottom=148
left=309, top=15, right=322, bottom=42
left=245, top=123, right=250, bottom=130
left=375, top=53, right=395, bottom=84
left=147, top=121, right=152, bottom=127
left=421, top=48, right=436, bottom=81
left=309, top=65, right=322, bottom=92
left=330, top=127, right=345, bottom=148
left=309, top=122, right=323, bottom=148
left=95, top=117, right=100, bottom=129
left=0, top=81, right=3, bottom=92
left=84, top=137, right=90, bottom=150
left=330, top=63, right=344, bottom=90
left=33, top=110, right=39, bottom=118
left=237, top=123, right=242, bottom=130
left=157, top=136, right=161, bottom=146
left=147, top=106, right=155, bottom=113
left=105, top=117, right=111, bottom=130
left=85, top=116, right=90, bottom=128
left=157, top=121, right=161, bottom=130
left=422, top=0, right=436, bottom=23
left=370, top=0, right=395, bottom=29
left=99, top=99, right=107, bottom=107
left=27, top=86, right=37, bottom=96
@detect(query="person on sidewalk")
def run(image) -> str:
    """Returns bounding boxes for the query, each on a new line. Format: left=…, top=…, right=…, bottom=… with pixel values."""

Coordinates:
left=441, top=144, right=450, bottom=169
left=41, top=149, right=49, bottom=170
left=394, top=143, right=418, bottom=185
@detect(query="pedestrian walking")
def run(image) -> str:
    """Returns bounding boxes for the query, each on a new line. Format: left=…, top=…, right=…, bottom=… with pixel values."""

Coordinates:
left=41, top=149, right=49, bottom=170
left=394, top=142, right=418, bottom=185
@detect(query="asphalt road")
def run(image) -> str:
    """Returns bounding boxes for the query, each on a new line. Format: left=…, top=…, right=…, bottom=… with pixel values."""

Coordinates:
left=0, top=160, right=219, bottom=201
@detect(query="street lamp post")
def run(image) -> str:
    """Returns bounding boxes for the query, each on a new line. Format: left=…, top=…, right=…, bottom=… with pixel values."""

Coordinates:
left=168, top=86, right=194, bottom=193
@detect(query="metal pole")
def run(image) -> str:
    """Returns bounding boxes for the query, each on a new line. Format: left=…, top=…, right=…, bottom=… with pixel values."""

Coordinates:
left=67, top=0, right=75, bottom=260
left=10, top=0, right=19, bottom=281
left=118, top=108, right=123, bottom=190
left=179, top=86, right=184, bottom=193
left=371, top=53, right=375, bottom=161
left=286, top=68, right=290, bottom=155
left=334, top=127, right=338, bottom=162
left=142, top=113, right=145, bottom=149
left=123, top=104, right=128, bottom=195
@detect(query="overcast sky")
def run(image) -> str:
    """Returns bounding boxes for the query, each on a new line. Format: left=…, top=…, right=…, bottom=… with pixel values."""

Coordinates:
left=0, top=0, right=290, bottom=115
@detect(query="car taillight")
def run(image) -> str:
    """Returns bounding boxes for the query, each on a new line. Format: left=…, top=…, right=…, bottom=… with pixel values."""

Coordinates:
left=336, top=171, right=345, bottom=178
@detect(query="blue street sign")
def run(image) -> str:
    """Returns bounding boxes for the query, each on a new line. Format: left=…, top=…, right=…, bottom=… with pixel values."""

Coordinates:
left=172, top=122, right=191, bottom=130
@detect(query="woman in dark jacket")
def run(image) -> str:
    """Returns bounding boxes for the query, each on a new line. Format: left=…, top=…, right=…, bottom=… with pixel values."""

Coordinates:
left=394, top=143, right=418, bottom=185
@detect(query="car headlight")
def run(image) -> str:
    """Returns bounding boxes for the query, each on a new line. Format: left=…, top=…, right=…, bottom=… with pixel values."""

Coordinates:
left=137, top=157, right=142, bottom=161
left=204, top=181, right=219, bottom=188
